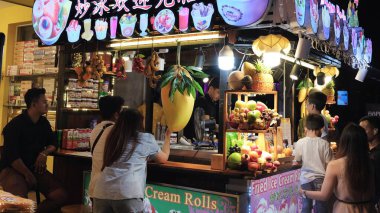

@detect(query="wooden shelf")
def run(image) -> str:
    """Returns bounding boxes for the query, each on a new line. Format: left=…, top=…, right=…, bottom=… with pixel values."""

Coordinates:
left=3, top=73, right=58, bottom=78
left=225, top=128, right=272, bottom=133
left=225, top=90, right=278, bottom=95
left=65, top=68, right=116, bottom=76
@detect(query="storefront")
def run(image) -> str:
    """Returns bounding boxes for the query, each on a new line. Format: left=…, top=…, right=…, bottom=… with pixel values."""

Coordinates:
left=0, top=0, right=373, bottom=212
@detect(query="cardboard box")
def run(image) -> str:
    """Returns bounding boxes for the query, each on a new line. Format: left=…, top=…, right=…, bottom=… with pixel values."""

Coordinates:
left=19, top=69, right=33, bottom=75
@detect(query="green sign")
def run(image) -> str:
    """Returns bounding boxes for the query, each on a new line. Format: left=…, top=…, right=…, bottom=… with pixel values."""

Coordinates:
left=145, top=183, right=239, bottom=213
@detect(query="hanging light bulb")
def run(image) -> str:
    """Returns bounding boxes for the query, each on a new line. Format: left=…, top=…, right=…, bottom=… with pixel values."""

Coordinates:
left=290, top=63, right=301, bottom=80
left=262, top=51, right=281, bottom=68
left=194, top=47, right=205, bottom=69
left=218, top=45, right=234, bottom=70
left=203, top=77, right=209, bottom=83
left=316, top=72, right=326, bottom=86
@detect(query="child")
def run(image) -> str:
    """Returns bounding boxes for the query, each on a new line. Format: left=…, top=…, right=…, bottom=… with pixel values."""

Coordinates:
left=297, top=89, right=329, bottom=140
left=295, top=114, right=333, bottom=213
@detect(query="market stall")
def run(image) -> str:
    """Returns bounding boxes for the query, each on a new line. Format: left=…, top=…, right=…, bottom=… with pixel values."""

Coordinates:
left=17, top=0, right=373, bottom=212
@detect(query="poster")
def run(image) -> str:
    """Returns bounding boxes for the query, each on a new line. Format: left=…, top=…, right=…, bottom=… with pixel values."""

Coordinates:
left=250, top=169, right=301, bottom=213
left=145, top=183, right=239, bottom=213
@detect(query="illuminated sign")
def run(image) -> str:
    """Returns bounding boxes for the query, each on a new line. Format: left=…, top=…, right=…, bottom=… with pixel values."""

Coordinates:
left=310, top=0, right=319, bottom=34
left=343, top=22, right=349, bottom=50
left=33, top=0, right=217, bottom=45
left=364, top=39, right=372, bottom=63
left=32, top=0, right=72, bottom=45
left=295, top=0, right=306, bottom=26
left=333, top=13, right=341, bottom=46
left=216, top=0, right=271, bottom=27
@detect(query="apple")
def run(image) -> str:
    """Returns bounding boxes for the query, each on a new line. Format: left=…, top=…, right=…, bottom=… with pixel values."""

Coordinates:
left=235, top=100, right=246, bottom=110
left=241, top=145, right=251, bottom=155
left=247, top=111, right=256, bottom=123
left=334, top=115, right=339, bottom=120
left=241, top=154, right=250, bottom=163
left=229, top=113, right=235, bottom=121
left=246, top=100, right=257, bottom=111
left=248, top=162, right=260, bottom=171
left=252, top=110, right=262, bottom=119
left=227, top=153, right=242, bottom=169
left=255, top=149, right=262, bottom=157
left=265, top=162, right=273, bottom=168
left=256, top=101, right=268, bottom=112
left=265, top=155, right=272, bottom=162
left=273, top=160, right=281, bottom=167
left=249, top=150, right=259, bottom=159
left=251, top=144, right=258, bottom=151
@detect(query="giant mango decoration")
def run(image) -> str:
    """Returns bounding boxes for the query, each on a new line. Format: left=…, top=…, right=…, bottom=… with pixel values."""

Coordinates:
left=160, top=65, right=208, bottom=132
left=161, top=84, right=195, bottom=132
left=297, top=78, right=314, bottom=118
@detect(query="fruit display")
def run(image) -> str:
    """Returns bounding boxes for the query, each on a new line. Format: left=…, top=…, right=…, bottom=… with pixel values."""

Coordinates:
left=243, top=60, right=273, bottom=92
left=132, top=54, right=145, bottom=73
left=227, top=71, right=244, bottom=90
left=227, top=99, right=282, bottom=130
left=322, top=80, right=335, bottom=104
left=323, top=110, right=339, bottom=128
left=90, top=54, right=107, bottom=79
left=113, top=56, right=127, bottom=80
left=144, top=51, right=161, bottom=88
left=226, top=132, right=284, bottom=173
left=297, top=78, right=314, bottom=118
left=160, top=43, right=208, bottom=132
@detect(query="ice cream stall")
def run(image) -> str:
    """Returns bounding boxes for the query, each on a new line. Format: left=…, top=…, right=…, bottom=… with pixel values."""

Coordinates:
left=28, top=0, right=372, bottom=212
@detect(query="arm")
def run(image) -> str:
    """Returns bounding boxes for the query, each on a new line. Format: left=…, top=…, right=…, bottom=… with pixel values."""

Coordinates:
left=301, top=162, right=337, bottom=201
left=153, top=129, right=171, bottom=163
left=35, top=125, right=57, bottom=174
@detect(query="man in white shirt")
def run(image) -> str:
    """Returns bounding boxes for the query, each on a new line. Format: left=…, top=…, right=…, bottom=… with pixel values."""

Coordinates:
left=89, top=96, right=124, bottom=199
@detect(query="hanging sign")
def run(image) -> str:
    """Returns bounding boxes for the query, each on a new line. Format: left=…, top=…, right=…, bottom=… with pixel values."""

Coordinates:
left=216, top=0, right=271, bottom=27
left=342, top=21, right=349, bottom=50
left=364, top=38, right=372, bottom=63
left=33, top=0, right=217, bottom=45
left=144, top=183, right=239, bottom=212
left=295, top=0, right=306, bottom=26
left=310, top=0, right=319, bottom=34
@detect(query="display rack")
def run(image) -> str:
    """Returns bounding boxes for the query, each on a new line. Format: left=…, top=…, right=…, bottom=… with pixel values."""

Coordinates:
left=223, top=90, right=282, bottom=172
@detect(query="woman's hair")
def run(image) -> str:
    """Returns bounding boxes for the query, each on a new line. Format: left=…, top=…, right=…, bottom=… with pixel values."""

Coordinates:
left=336, top=123, right=370, bottom=195
left=102, top=108, right=144, bottom=170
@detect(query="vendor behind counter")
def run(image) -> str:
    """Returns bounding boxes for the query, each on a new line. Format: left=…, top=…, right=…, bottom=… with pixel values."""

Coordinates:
left=184, top=78, right=220, bottom=142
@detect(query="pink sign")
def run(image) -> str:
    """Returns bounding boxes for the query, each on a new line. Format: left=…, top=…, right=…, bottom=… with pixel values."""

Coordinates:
left=251, top=169, right=301, bottom=213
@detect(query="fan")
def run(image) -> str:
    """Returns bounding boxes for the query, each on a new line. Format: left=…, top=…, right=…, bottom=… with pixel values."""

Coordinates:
left=193, top=107, right=205, bottom=142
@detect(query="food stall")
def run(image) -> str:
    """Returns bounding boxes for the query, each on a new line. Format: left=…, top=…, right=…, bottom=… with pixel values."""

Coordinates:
left=25, top=0, right=373, bottom=212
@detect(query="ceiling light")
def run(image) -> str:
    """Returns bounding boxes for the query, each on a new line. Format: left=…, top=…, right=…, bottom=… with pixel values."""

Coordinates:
left=262, top=51, right=281, bottom=68
left=203, top=77, right=209, bottom=83
left=290, top=63, right=301, bottom=80
left=218, top=45, right=234, bottom=70
left=355, top=67, right=368, bottom=82
left=316, top=72, right=326, bottom=86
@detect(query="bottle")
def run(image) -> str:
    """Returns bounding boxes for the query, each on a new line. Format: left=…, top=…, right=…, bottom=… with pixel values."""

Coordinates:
left=155, top=122, right=161, bottom=140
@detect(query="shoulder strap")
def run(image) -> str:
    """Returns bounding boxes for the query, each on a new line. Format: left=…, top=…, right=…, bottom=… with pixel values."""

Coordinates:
left=91, top=123, right=113, bottom=155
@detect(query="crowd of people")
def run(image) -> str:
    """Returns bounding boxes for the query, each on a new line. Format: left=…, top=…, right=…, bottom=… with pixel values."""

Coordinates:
left=295, top=89, right=380, bottom=213
left=0, top=86, right=379, bottom=212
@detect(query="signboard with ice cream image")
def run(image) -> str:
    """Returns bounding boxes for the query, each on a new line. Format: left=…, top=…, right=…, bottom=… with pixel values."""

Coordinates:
left=33, top=0, right=219, bottom=45
left=251, top=169, right=301, bottom=213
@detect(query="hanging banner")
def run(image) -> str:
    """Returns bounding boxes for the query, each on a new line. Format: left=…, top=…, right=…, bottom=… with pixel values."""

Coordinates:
left=33, top=0, right=217, bottom=45
left=250, top=169, right=301, bottom=213
left=144, top=183, right=239, bottom=213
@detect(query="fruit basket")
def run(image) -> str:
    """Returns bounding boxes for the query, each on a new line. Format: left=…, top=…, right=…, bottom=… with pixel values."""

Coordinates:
left=223, top=90, right=289, bottom=174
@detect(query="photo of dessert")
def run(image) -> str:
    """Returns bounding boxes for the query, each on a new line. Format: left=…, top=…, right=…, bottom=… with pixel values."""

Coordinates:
left=95, top=19, right=108, bottom=40
left=119, top=13, right=137, bottom=38
left=351, top=29, right=357, bottom=55
left=334, top=14, right=341, bottom=46
left=154, top=9, right=175, bottom=34
left=81, top=19, right=94, bottom=41
left=191, top=2, right=214, bottom=31
left=295, top=0, right=305, bottom=26
left=343, top=23, right=349, bottom=50
left=32, top=0, right=72, bottom=45
left=310, top=0, right=319, bottom=33
left=365, top=38, right=372, bottom=63
left=66, top=20, right=81, bottom=43
left=321, top=5, right=330, bottom=40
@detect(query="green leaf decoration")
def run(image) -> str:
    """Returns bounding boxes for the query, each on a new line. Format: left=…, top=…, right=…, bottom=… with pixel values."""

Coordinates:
left=169, top=78, right=178, bottom=102
left=193, top=80, right=204, bottom=95
left=160, top=76, right=174, bottom=88
left=186, top=66, right=202, bottom=72
left=160, top=64, right=208, bottom=101
left=297, top=78, right=314, bottom=90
